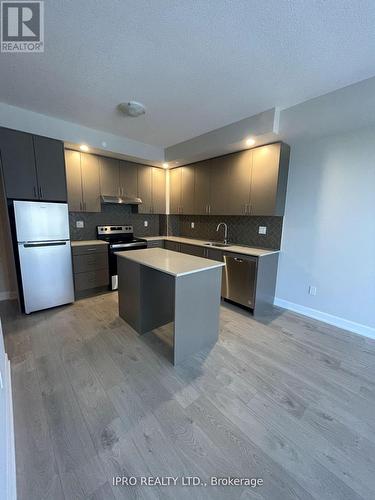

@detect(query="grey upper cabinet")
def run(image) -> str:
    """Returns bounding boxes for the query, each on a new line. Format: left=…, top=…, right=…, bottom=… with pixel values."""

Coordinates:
left=33, top=136, right=67, bottom=202
left=65, top=150, right=101, bottom=212
left=151, top=167, right=166, bottom=214
left=169, top=166, right=194, bottom=214
left=0, top=128, right=38, bottom=200
left=80, top=153, right=101, bottom=212
left=250, top=143, right=290, bottom=216
left=209, top=156, right=230, bottom=215
left=137, top=165, right=152, bottom=213
left=227, top=149, right=252, bottom=215
left=99, top=157, right=119, bottom=196
left=0, top=128, right=67, bottom=202
left=194, top=161, right=210, bottom=215
left=120, top=160, right=138, bottom=198
left=169, top=167, right=182, bottom=214
left=65, top=150, right=82, bottom=211
left=181, top=166, right=195, bottom=214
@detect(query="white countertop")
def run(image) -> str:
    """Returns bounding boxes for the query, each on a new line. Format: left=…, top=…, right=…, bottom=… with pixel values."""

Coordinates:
left=116, top=248, right=225, bottom=277
left=139, top=236, right=279, bottom=257
left=71, top=240, right=108, bottom=247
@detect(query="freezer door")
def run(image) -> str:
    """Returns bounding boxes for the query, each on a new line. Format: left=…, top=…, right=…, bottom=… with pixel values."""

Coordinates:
left=18, top=241, right=74, bottom=313
left=14, top=201, right=70, bottom=242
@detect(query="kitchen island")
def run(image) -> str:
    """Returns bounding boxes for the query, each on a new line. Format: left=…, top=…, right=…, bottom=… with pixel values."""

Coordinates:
left=117, top=248, right=224, bottom=364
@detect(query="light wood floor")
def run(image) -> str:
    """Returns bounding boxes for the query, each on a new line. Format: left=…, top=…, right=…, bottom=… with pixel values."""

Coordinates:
left=2, top=293, right=375, bottom=500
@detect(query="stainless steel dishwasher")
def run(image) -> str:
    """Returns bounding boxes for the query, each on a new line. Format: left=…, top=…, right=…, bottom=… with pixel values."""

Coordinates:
left=221, top=253, right=257, bottom=308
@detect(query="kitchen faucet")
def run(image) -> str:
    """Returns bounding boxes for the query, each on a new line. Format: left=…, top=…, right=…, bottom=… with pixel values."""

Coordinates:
left=216, top=222, right=228, bottom=245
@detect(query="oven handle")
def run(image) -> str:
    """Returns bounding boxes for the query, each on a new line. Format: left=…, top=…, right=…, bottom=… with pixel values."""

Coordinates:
left=110, top=242, right=147, bottom=249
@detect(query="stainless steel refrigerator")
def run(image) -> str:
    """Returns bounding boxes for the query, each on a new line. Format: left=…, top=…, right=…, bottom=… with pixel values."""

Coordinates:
left=13, top=200, right=74, bottom=314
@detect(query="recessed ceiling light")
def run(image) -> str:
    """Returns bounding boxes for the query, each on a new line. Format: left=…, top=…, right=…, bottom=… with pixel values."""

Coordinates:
left=118, top=101, right=146, bottom=117
left=80, top=144, right=89, bottom=152
left=246, top=137, right=256, bottom=147
left=162, top=162, right=169, bottom=168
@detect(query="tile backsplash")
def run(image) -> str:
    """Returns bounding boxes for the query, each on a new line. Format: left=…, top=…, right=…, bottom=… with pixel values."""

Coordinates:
left=69, top=204, right=160, bottom=240
left=70, top=205, right=282, bottom=250
left=162, top=215, right=283, bottom=249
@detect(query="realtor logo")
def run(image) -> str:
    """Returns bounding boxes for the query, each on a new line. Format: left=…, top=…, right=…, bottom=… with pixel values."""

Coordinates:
left=1, top=1, right=44, bottom=52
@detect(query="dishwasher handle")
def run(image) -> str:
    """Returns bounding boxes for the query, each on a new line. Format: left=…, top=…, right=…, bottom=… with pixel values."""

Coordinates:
left=234, top=257, right=243, bottom=263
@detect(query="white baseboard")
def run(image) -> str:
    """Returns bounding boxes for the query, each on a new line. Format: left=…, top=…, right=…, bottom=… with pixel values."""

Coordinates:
left=0, top=292, right=17, bottom=302
left=274, top=297, right=375, bottom=340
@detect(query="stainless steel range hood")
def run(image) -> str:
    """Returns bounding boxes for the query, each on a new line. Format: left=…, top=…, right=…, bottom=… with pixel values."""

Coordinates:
left=101, top=195, right=142, bottom=205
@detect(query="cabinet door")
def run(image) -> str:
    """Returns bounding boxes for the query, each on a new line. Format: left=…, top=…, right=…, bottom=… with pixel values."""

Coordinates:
left=209, top=157, right=230, bottom=215
left=0, top=128, right=38, bottom=200
left=250, top=144, right=281, bottom=216
left=227, top=149, right=252, bottom=215
left=34, top=136, right=67, bottom=202
left=119, top=160, right=138, bottom=197
left=65, top=150, right=83, bottom=211
left=181, top=166, right=195, bottom=214
left=81, top=153, right=101, bottom=212
left=137, top=165, right=152, bottom=213
left=194, top=162, right=210, bottom=215
left=99, top=157, right=119, bottom=196
left=169, top=167, right=181, bottom=214
left=152, top=167, right=166, bottom=214
left=206, top=248, right=223, bottom=262
left=179, top=243, right=205, bottom=257
left=164, top=241, right=180, bottom=252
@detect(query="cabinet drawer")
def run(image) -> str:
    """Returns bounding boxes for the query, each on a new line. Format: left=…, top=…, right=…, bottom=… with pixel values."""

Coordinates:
left=72, top=244, right=108, bottom=256
left=179, top=243, right=206, bottom=257
left=147, top=240, right=164, bottom=248
left=74, top=268, right=109, bottom=292
left=73, top=252, right=108, bottom=273
left=164, top=241, right=180, bottom=252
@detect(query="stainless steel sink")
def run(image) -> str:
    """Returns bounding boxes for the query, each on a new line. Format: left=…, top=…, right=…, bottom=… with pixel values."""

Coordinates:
left=203, top=242, right=231, bottom=248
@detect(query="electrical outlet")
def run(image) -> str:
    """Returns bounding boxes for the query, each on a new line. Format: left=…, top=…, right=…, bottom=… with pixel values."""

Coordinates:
left=191, top=222, right=195, bottom=229
left=144, top=220, right=148, bottom=227
left=258, top=226, right=267, bottom=235
left=76, top=220, right=84, bottom=228
left=309, top=286, right=317, bottom=296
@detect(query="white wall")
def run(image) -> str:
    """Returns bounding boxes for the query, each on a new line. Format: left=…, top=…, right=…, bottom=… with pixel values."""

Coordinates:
left=276, top=125, right=375, bottom=337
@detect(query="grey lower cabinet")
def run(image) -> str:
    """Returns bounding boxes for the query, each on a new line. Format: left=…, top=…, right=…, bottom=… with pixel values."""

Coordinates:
left=164, top=240, right=180, bottom=252
left=179, top=242, right=205, bottom=257
left=0, top=127, right=67, bottom=201
left=174, top=240, right=278, bottom=315
left=65, top=150, right=101, bottom=212
left=147, top=240, right=164, bottom=248
left=72, top=244, right=109, bottom=297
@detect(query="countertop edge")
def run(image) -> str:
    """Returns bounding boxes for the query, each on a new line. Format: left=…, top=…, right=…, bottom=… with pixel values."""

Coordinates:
left=138, top=236, right=279, bottom=257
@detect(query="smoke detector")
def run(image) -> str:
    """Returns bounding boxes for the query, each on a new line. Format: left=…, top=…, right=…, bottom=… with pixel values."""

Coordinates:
left=118, top=101, right=146, bottom=117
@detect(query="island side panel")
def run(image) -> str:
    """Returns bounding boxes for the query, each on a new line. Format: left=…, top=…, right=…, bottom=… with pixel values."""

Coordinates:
left=173, top=267, right=222, bottom=365
left=118, top=256, right=142, bottom=333
left=140, top=266, right=174, bottom=333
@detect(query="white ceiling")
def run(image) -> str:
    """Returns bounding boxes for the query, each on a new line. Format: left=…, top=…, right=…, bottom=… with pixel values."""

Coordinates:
left=1, top=0, right=375, bottom=148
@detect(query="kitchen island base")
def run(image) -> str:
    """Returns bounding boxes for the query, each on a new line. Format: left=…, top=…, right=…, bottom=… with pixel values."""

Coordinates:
left=118, top=251, right=223, bottom=365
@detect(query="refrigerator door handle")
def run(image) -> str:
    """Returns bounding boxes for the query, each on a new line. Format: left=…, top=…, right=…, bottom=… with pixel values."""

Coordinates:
left=23, top=241, right=68, bottom=248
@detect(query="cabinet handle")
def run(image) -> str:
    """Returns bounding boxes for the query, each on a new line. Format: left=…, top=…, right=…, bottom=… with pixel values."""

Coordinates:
left=84, top=201, right=86, bottom=211
left=208, top=205, right=211, bottom=215
left=33, top=186, right=37, bottom=198
left=39, top=186, right=43, bottom=199
left=249, top=204, right=252, bottom=215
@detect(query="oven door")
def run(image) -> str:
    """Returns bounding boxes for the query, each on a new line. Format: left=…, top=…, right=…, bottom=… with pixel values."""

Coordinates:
left=109, top=241, right=147, bottom=290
